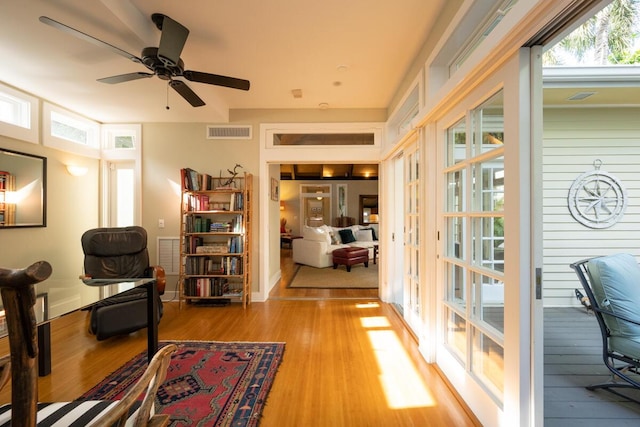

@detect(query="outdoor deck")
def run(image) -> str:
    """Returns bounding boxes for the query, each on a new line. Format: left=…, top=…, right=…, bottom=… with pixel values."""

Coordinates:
left=545, top=307, right=640, bottom=426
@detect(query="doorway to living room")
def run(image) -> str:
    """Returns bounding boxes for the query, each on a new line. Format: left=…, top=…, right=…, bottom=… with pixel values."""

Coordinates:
left=258, top=122, right=384, bottom=302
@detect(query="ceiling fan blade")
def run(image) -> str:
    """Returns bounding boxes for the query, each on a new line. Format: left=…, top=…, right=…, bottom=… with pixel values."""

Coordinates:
left=183, top=70, right=250, bottom=91
left=153, top=13, right=189, bottom=67
left=170, top=80, right=205, bottom=107
left=98, top=72, right=154, bottom=84
left=39, top=16, right=142, bottom=63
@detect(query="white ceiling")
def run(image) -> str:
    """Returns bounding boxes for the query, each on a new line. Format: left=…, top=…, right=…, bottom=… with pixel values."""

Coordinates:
left=0, top=0, right=445, bottom=123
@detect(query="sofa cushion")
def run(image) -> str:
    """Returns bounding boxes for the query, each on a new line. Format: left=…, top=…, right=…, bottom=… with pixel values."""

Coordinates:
left=360, top=227, right=377, bottom=240
left=356, top=229, right=373, bottom=242
left=338, top=228, right=356, bottom=244
left=302, top=226, right=331, bottom=245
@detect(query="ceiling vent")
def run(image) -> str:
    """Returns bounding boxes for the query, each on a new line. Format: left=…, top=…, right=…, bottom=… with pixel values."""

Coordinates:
left=206, top=125, right=252, bottom=140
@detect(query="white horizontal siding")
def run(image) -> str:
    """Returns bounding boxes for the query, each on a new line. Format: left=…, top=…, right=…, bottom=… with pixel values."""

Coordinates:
left=542, top=107, right=640, bottom=307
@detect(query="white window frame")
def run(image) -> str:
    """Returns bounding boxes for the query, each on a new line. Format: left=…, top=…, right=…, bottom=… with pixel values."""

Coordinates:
left=0, top=82, right=39, bottom=144
left=42, top=102, right=100, bottom=158
left=101, top=124, right=142, bottom=227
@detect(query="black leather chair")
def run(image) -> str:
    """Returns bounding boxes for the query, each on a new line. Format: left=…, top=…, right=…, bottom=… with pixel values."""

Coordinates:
left=81, top=226, right=165, bottom=340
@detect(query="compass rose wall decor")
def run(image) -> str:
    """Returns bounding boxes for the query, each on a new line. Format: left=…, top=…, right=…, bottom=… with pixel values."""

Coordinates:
left=567, top=160, right=628, bottom=229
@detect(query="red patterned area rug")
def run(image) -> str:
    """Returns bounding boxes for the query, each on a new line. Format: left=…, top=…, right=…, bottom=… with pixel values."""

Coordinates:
left=78, top=341, right=285, bottom=426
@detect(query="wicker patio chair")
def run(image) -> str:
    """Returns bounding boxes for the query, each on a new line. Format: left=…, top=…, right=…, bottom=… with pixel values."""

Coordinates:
left=0, top=260, right=176, bottom=426
left=570, top=253, right=640, bottom=402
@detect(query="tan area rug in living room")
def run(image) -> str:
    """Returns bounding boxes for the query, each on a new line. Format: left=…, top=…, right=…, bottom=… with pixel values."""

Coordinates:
left=288, top=263, right=379, bottom=289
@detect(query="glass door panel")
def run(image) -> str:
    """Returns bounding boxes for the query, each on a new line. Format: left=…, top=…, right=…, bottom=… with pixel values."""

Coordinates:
left=442, top=90, right=505, bottom=404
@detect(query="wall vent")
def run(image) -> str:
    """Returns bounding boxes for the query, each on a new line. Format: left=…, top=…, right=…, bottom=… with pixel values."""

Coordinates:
left=157, top=237, right=181, bottom=275
left=206, top=125, right=252, bottom=140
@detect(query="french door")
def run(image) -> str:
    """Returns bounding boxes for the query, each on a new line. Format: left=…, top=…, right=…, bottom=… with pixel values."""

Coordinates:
left=404, top=141, right=421, bottom=333
left=435, top=48, right=540, bottom=426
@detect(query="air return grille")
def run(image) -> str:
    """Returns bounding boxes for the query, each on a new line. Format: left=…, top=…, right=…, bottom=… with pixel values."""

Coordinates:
left=206, top=125, right=252, bottom=140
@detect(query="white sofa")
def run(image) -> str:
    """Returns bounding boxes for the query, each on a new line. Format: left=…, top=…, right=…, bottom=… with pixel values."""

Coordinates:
left=292, top=224, right=378, bottom=268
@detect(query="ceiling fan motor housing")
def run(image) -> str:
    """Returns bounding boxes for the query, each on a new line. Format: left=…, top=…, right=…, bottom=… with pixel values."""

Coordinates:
left=141, top=47, right=184, bottom=80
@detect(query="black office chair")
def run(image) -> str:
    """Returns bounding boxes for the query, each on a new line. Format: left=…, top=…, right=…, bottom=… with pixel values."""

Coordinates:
left=81, top=226, right=165, bottom=340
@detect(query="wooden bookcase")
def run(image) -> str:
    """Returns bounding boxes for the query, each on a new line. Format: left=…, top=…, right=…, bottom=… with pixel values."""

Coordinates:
left=178, top=169, right=252, bottom=308
left=0, top=171, right=15, bottom=227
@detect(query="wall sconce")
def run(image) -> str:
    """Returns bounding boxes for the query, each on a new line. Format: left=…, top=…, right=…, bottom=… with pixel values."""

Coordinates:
left=280, top=201, right=285, bottom=211
left=66, top=165, right=88, bottom=177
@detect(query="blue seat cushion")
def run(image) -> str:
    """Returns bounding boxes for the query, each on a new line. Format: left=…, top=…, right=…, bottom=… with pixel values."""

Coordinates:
left=588, top=253, right=640, bottom=357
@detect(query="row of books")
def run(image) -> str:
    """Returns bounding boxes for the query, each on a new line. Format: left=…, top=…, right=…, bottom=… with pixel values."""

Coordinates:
left=184, top=277, right=230, bottom=297
left=181, top=168, right=243, bottom=191
left=185, top=236, right=244, bottom=255
left=185, top=215, right=243, bottom=233
left=185, top=193, right=244, bottom=212
left=184, top=254, right=244, bottom=275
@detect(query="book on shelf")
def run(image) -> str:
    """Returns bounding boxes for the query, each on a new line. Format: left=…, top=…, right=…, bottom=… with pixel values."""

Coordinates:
left=186, top=277, right=229, bottom=297
left=181, top=167, right=245, bottom=192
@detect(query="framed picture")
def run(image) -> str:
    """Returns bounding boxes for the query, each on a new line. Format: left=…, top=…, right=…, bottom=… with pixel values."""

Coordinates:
left=271, top=178, right=279, bottom=201
left=337, top=184, right=347, bottom=217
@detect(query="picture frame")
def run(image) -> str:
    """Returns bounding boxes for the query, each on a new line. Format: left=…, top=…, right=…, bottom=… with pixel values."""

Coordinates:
left=337, top=184, right=347, bottom=217
left=271, top=178, right=279, bottom=201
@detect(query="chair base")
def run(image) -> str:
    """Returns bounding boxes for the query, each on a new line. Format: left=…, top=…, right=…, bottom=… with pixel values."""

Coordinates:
left=587, top=381, right=640, bottom=404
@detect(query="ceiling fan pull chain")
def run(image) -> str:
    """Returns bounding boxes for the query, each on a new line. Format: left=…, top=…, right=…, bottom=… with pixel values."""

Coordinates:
left=166, top=82, right=170, bottom=110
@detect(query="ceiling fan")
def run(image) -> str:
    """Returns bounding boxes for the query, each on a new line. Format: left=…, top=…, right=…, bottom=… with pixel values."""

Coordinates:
left=39, top=13, right=250, bottom=107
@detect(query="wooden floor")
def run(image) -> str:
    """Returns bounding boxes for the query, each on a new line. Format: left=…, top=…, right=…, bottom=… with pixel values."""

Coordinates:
left=0, top=249, right=479, bottom=426
left=545, top=307, right=640, bottom=426
left=269, top=247, right=379, bottom=300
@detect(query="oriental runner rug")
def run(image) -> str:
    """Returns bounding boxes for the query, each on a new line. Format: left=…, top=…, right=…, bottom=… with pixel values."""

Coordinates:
left=78, top=341, right=285, bottom=427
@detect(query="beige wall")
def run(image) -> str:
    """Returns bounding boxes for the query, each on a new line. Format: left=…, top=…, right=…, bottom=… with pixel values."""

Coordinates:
left=0, top=135, right=99, bottom=286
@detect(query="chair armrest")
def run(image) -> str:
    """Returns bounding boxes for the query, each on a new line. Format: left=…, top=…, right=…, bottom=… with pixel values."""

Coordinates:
left=147, top=265, right=166, bottom=295
left=92, top=343, right=177, bottom=427
left=594, top=305, right=640, bottom=328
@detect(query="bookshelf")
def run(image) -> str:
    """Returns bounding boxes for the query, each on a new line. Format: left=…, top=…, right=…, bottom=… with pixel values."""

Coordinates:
left=0, top=171, right=15, bottom=227
left=179, top=168, right=252, bottom=308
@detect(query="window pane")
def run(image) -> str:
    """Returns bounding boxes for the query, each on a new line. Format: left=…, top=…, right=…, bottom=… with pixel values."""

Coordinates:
left=472, top=159, right=504, bottom=212
left=445, top=307, right=466, bottom=361
left=446, top=262, right=466, bottom=307
left=274, top=133, right=374, bottom=145
left=445, top=216, right=465, bottom=259
left=446, top=170, right=465, bottom=212
left=446, top=119, right=466, bottom=166
left=116, top=168, right=134, bottom=227
left=472, top=272, right=504, bottom=333
left=471, top=328, right=504, bottom=397
left=472, top=217, right=504, bottom=272
left=115, top=135, right=134, bottom=148
left=51, top=111, right=88, bottom=145
left=0, top=92, right=30, bottom=129
left=472, top=91, right=504, bottom=158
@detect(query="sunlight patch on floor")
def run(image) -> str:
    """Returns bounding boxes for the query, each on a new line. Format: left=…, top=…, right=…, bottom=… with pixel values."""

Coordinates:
left=355, top=302, right=380, bottom=309
left=365, top=325, right=435, bottom=409
left=360, top=316, right=390, bottom=328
